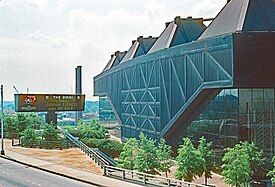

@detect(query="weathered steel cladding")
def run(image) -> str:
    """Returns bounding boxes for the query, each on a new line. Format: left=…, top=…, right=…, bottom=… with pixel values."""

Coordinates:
left=94, top=34, right=234, bottom=141
left=233, top=32, right=275, bottom=88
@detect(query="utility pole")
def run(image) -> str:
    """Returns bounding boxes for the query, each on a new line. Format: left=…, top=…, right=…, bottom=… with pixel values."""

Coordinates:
left=1, top=85, right=5, bottom=155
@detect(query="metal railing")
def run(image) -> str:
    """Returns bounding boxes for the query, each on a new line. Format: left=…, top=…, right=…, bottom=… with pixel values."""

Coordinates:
left=58, top=126, right=117, bottom=168
left=93, top=148, right=117, bottom=166
left=103, top=165, right=207, bottom=187
left=58, top=127, right=206, bottom=187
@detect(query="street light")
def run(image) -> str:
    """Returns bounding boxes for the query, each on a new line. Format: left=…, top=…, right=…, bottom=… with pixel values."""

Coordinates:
left=1, top=85, right=5, bottom=155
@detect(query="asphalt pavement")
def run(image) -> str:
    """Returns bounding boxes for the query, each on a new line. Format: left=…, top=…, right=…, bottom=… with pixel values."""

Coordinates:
left=0, top=157, right=95, bottom=187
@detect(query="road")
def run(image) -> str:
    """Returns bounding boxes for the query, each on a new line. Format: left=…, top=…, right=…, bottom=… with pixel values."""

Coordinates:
left=0, top=157, right=96, bottom=187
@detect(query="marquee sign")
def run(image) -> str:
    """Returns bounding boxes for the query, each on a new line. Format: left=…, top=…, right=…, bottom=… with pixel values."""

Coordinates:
left=15, top=94, right=85, bottom=112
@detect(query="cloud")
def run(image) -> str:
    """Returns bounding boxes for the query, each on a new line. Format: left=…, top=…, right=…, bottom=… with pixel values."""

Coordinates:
left=30, top=29, right=66, bottom=48
left=0, top=0, right=227, bottom=100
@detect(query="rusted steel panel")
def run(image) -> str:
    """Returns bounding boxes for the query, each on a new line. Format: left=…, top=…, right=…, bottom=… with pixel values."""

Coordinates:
left=233, top=32, right=275, bottom=88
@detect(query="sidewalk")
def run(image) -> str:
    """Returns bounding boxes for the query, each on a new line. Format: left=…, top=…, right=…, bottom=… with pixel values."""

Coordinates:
left=1, top=139, right=142, bottom=187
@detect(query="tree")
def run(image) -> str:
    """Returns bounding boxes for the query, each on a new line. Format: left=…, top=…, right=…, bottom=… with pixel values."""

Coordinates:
left=26, top=113, right=43, bottom=129
left=268, top=156, right=275, bottom=183
left=42, top=123, right=61, bottom=148
left=175, top=137, right=205, bottom=182
left=135, top=133, right=159, bottom=174
left=222, top=144, right=251, bottom=187
left=78, top=119, right=108, bottom=139
left=118, top=138, right=139, bottom=170
left=21, top=128, right=39, bottom=147
left=15, top=113, right=29, bottom=133
left=240, top=142, right=265, bottom=178
left=4, top=116, right=16, bottom=138
left=198, top=136, right=215, bottom=185
left=157, top=138, right=173, bottom=178
left=6, top=113, right=44, bottom=136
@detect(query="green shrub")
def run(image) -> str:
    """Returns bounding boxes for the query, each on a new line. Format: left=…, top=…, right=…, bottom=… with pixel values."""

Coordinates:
left=41, top=123, right=63, bottom=149
left=4, top=113, right=44, bottom=137
left=65, top=126, right=79, bottom=137
left=82, top=138, right=123, bottom=158
left=21, top=128, right=39, bottom=148
left=78, top=119, right=108, bottom=139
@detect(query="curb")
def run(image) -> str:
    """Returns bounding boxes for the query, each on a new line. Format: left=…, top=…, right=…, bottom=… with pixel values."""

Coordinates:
left=0, top=155, right=107, bottom=187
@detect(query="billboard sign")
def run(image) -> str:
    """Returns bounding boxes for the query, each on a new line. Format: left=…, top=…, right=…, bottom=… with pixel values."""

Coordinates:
left=15, top=94, right=85, bottom=112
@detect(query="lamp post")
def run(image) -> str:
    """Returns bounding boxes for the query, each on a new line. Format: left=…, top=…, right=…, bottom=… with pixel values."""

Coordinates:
left=1, top=85, right=5, bottom=155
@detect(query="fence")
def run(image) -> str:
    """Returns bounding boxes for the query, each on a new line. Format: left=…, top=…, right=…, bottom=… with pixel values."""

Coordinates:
left=58, top=127, right=207, bottom=187
left=58, top=126, right=117, bottom=168
left=103, top=165, right=207, bottom=187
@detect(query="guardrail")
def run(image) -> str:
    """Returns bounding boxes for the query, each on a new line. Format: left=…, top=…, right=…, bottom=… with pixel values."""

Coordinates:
left=78, top=140, right=112, bottom=168
left=104, top=165, right=207, bottom=187
left=58, top=126, right=207, bottom=187
left=58, top=126, right=117, bottom=168
left=93, top=148, right=117, bottom=166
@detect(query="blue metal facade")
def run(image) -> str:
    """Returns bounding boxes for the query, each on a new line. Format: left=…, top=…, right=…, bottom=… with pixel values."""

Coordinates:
left=94, top=0, right=275, bottom=145
left=94, top=33, right=233, bottom=140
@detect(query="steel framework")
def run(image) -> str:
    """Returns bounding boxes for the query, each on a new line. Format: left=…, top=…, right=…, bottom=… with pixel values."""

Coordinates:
left=94, top=0, right=275, bottom=147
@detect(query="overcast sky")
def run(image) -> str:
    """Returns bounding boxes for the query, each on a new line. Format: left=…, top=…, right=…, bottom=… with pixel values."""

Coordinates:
left=0, top=0, right=227, bottom=101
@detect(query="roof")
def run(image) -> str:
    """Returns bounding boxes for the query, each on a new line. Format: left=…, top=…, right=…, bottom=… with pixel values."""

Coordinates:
left=120, top=36, right=157, bottom=63
left=243, top=0, right=275, bottom=31
left=102, top=51, right=127, bottom=72
left=148, top=16, right=206, bottom=54
left=199, top=0, right=275, bottom=40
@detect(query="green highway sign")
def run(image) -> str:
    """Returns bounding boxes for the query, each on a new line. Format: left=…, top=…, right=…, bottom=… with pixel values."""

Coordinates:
left=15, top=94, right=85, bottom=112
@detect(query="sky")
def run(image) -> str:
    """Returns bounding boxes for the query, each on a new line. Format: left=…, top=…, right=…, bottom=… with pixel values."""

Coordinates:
left=0, top=0, right=227, bottom=101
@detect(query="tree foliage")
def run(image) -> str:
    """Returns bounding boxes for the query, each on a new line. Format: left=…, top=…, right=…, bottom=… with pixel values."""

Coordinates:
left=25, top=113, right=43, bottom=129
left=4, top=113, right=44, bottom=136
left=118, top=133, right=173, bottom=176
left=82, top=138, right=123, bottom=158
left=76, top=119, right=108, bottom=139
left=41, top=123, right=62, bottom=148
left=157, top=138, right=173, bottom=177
left=221, top=142, right=265, bottom=186
left=135, top=133, right=160, bottom=174
left=118, top=138, right=139, bottom=170
left=175, top=137, right=205, bottom=182
left=222, top=144, right=252, bottom=187
left=198, top=136, right=215, bottom=185
left=3, top=113, right=66, bottom=149
left=4, top=116, right=16, bottom=137
left=66, top=119, right=122, bottom=157
left=240, top=142, right=265, bottom=178
left=268, top=156, right=275, bottom=183
left=21, top=128, right=39, bottom=147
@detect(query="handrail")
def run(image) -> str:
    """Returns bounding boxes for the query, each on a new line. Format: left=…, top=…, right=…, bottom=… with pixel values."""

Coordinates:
left=104, top=165, right=207, bottom=187
left=58, top=126, right=207, bottom=187
left=93, top=148, right=117, bottom=166
left=58, top=126, right=116, bottom=167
